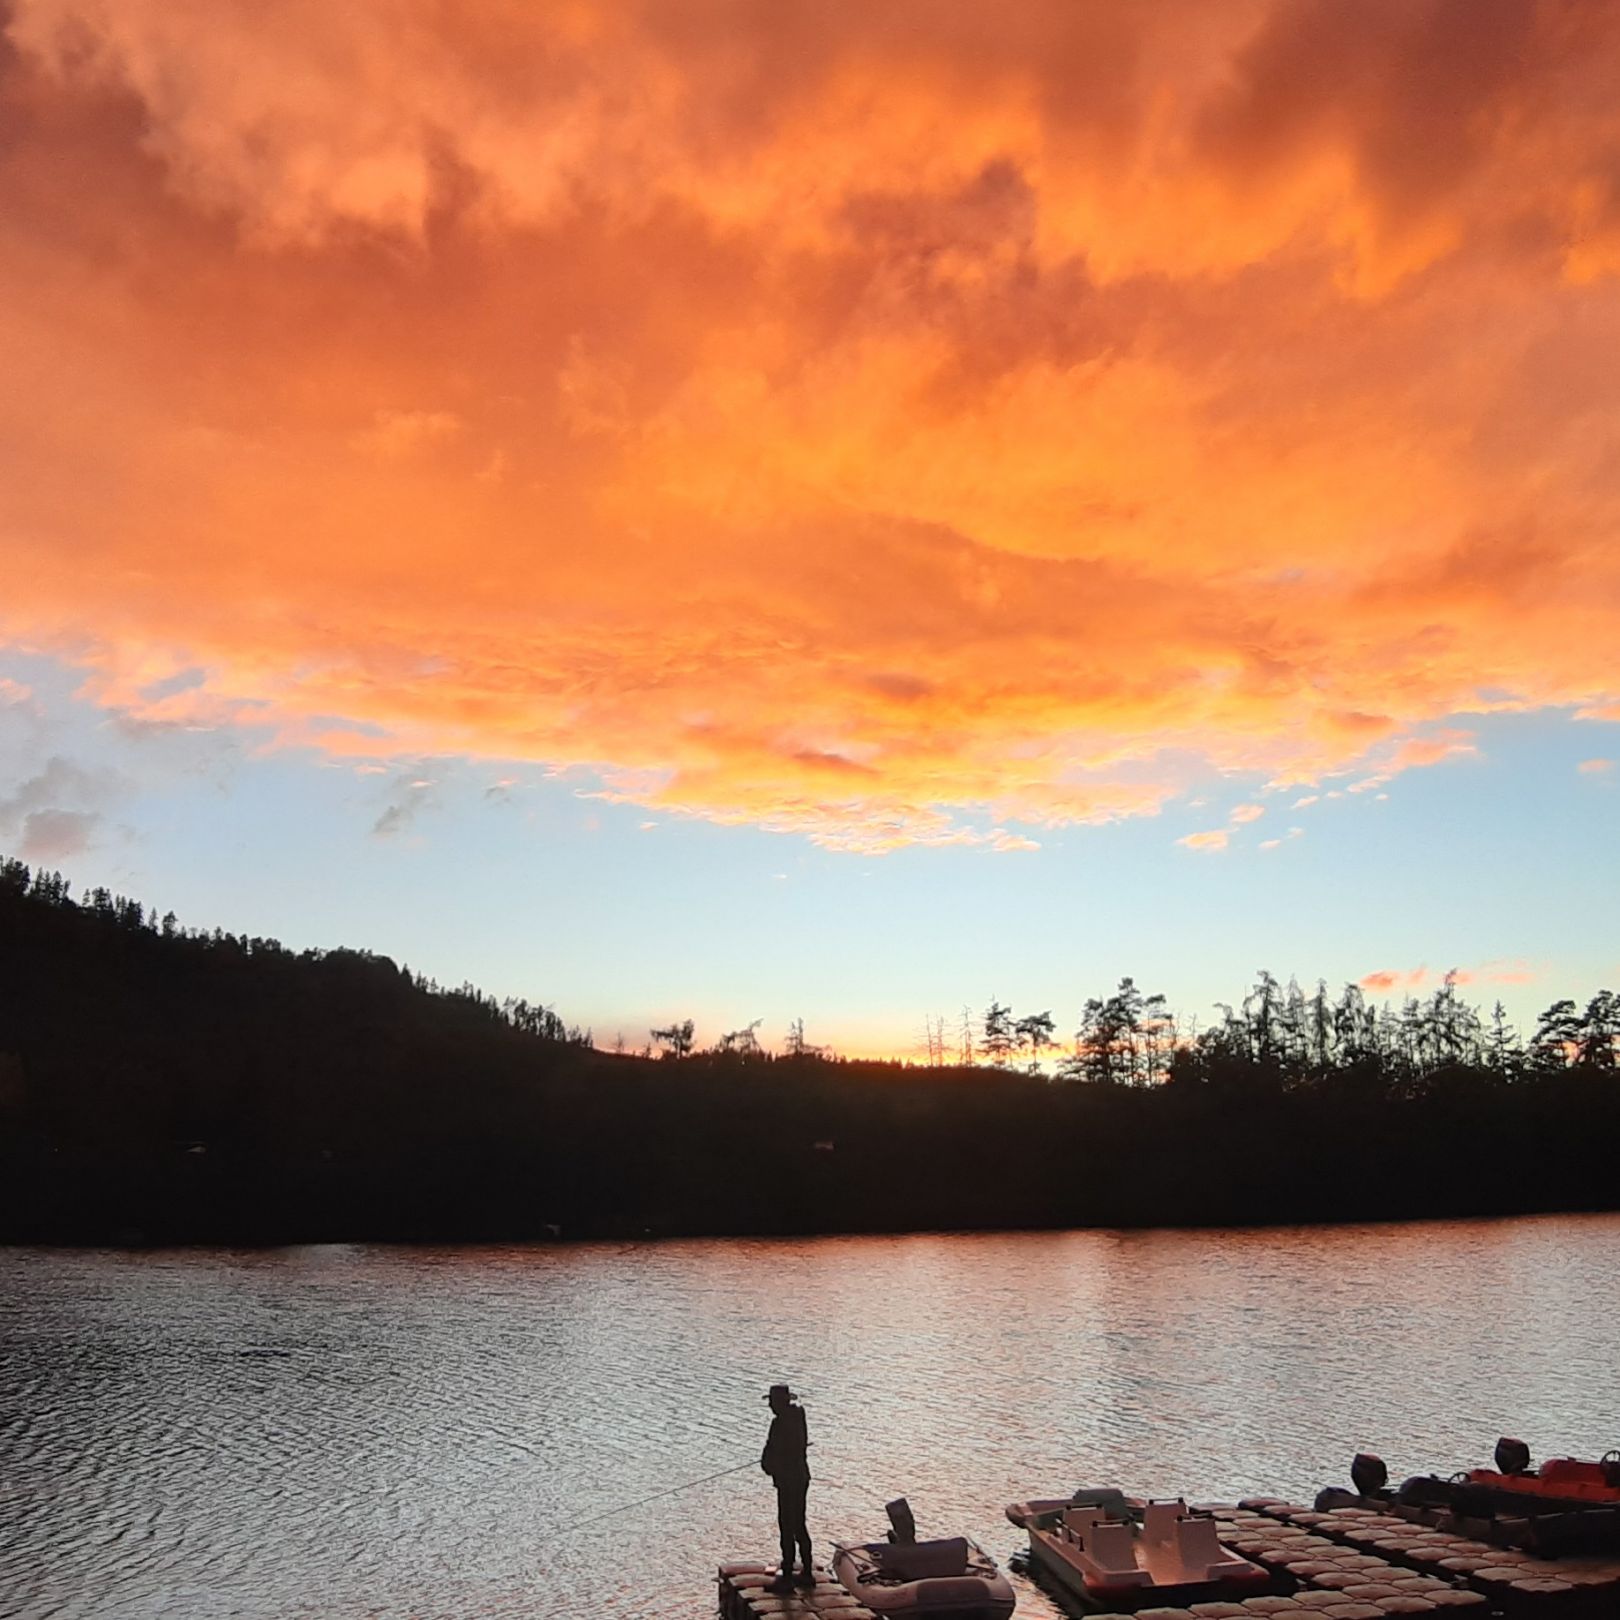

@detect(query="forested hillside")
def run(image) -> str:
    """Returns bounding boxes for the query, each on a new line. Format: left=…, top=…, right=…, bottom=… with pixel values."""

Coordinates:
left=2, top=857, right=1617, bottom=1243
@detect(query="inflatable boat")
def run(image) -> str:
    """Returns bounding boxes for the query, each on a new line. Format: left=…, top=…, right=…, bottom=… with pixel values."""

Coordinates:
left=1461, top=1452, right=1620, bottom=1510
left=1395, top=1439, right=1620, bottom=1516
left=1327, top=1443, right=1620, bottom=1556
left=1008, top=1492, right=1268, bottom=1610
left=831, top=1534, right=1014, bottom=1620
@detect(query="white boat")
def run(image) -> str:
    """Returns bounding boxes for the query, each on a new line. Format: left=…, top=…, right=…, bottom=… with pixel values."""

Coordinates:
left=832, top=1534, right=1015, bottom=1620
left=1006, top=1493, right=1268, bottom=1610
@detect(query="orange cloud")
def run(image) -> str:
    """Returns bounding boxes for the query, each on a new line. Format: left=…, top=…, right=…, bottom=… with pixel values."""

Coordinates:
left=1477, top=960, right=1541, bottom=987
left=1178, top=830, right=1230, bottom=853
left=1360, top=960, right=1539, bottom=994
left=1361, top=968, right=1430, bottom=993
left=1346, top=730, right=1480, bottom=793
left=1578, top=757, right=1616, bottom=775
left=4, top=3, right=1620, bottom=848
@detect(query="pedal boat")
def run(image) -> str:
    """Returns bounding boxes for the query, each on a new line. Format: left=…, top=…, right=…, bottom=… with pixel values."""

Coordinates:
left=1006, top=1495, right=1268, bottom=1611
left=831, top=1534, right=1015, bottom=1620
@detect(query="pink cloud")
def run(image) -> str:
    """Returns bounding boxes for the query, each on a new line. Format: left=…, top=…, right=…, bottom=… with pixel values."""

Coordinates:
left=1388, top=732, right=1480, bottom=771
left=1475, top=959, right=1540, bottom=986
left=1360, top=969, right=1415, bottom=993
left=1578, top=757, right=1616, bottom=775
left=1345, top=730, right=1480, bottom=795
left=1360, top=959, right=1539, bottom=994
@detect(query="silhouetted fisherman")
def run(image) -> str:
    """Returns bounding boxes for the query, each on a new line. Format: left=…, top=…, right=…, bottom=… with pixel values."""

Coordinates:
left=761, top=1383, right=813, bottom=1591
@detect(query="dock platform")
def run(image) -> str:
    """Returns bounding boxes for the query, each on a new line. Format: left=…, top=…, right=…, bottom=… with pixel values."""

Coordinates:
left=722, top=1498, right=1620, bottom=1618
left=718, top=1562, right=875, bottom=1620
left=1206, top=1499, right=1620, bottom=1618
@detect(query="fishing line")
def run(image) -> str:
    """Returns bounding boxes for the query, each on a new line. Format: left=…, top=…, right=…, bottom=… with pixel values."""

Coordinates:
left=548, top=1459, right=759, bottom=1537
left=546, top=1385, right=871, bottom=1540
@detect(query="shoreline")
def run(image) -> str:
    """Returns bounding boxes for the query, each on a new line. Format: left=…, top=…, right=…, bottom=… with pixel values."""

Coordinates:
left=6, top=1198, right=1619, bottom=1251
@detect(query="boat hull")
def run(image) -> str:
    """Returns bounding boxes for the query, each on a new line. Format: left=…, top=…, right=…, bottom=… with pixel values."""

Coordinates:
left=832, top=1537, right=1015, bottom=1620
left=1013, top=1494, right=1270, bottom=1614
left=1025, top=1525, right=1270, bottom=1612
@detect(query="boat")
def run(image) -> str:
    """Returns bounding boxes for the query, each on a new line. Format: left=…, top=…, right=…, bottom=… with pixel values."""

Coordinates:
left=1006, top=1491, right=1269, bottom=1611
left=1456, top=1447, right=1620, bottom=1511
left=831, top=1536, right=1013, bottom=1620
left=1324, top=1441, right=1620, bottom=1556
left=1391, top=1438, right=1620, bottom=1516
left=832, top=1501, right=1014, bottom=1620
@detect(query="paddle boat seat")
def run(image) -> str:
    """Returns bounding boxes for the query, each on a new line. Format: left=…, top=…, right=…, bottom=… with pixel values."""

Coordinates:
left=1080, top=1520, right=1152, bottom=1587
left=1175, top=1512, right=1252, bottom=1579
left=1062, top=1506, right=1105, bottom=1540
left=1142, top=1500, right=1184, bottom=1546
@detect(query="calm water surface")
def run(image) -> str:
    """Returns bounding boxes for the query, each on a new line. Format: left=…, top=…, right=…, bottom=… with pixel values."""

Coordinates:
left=3, top=1215, right=1618, bottom=1620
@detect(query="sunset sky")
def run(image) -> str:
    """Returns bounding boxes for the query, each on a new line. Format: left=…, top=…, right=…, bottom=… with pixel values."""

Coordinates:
left=3, top=0, right=1618, bottom=1058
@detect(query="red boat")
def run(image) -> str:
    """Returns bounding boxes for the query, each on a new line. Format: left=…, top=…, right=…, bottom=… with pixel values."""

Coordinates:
left=1464, top=1450, right=1620, bottom=1510
left=1330, top=1441, right=1620, bottom=1557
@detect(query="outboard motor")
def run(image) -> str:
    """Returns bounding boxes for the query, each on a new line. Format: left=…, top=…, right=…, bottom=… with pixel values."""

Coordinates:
left=885, top=1497, right=917, bottom=1544
left=1351, top=1452, right=1388, bottom=1498
left=1495, top=1437, right=1531, bottom=1476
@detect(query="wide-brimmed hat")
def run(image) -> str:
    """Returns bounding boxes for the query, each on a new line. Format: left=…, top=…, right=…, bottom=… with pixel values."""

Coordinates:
left=764, top=1383, right=797, bottom=1402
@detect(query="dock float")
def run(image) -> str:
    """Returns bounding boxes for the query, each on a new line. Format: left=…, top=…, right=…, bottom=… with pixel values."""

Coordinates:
left=724, top=1498, right=1620, bottom=1619
left=718, top=1562, right=875, bottom=1619
left=1211, top=1499, right=1620, bottom=1617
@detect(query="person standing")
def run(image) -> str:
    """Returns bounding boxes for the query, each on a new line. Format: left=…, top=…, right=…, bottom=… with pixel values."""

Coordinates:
left=761, top=1383, right=812, bottom=1591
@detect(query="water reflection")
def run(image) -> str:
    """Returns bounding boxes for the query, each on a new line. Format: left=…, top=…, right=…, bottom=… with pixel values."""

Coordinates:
left=1, top=1214, right=1617, bottom=1619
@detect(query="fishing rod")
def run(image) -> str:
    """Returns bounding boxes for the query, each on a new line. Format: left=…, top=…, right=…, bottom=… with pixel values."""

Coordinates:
left=548, top=1386, right=860, bottom=1539
left=549, top=1458, right=760, bottom=1537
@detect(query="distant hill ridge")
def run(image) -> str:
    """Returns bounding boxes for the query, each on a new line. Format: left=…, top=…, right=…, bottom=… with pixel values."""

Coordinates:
left=2, top=855, right=1617, bottom=1243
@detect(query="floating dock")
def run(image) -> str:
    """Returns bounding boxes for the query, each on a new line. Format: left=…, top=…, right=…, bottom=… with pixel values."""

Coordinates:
left=721, top=1496, right=1620, bottom=1619
left=1210, top=1498, right=1620, bottom=1617
left=718, top=1561, right=873, bottom=1619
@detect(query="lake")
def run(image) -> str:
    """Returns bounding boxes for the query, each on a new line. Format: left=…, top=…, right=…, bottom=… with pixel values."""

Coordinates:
left=2, top=1215, right=1617, bottom=1620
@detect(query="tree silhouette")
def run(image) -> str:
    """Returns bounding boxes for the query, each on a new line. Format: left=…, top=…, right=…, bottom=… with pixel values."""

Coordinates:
left=1531, top=999, right=1581, bottom=1073
left=1013, top=1009, right=1055, bottom=1072
left=716, top=1019, right=764, bottom=1057
left=651, top=1019, right=696, bottom=1059
left=1485, top=1000, right=1520, bottom=1079
left=1066, top=977, right=1159, bottom=1084
left=981, top=1000, right=1015, bottom=1067
left=1578, top=991, right=1620, bottom=1071
left=783, top=1018, right=828, bottom=1060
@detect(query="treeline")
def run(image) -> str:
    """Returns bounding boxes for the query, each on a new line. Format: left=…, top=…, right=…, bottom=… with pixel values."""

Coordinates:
left=2, top=857, right=1617, bottom=1243
left=7, top=860, right=594, bottom=1047
left=941, top=972, right=1618, bottom=1094
left=626, top=969, right=1619, bottom=1101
